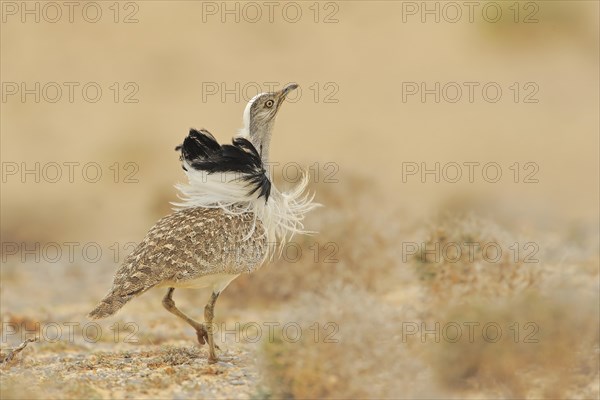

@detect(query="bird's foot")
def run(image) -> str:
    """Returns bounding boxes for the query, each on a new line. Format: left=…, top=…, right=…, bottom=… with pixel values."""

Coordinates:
left=195, top=326, right=220, bottom=350
left=195, top=326, right=207, bottom=345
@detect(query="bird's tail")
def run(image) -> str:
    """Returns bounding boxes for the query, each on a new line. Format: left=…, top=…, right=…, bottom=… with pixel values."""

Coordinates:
left=88, top=289, right=140, bottom=320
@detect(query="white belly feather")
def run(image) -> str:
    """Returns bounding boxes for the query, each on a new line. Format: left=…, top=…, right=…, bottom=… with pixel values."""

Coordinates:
left=158, top=273, right=240, bottom=293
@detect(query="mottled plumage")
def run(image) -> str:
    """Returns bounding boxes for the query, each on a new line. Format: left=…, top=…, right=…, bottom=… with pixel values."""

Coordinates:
left=89, top=207, right=266, bottom=319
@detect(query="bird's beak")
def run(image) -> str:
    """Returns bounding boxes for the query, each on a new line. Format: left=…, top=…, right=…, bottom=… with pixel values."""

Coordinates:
left=278, top=83, right=299, bottom=100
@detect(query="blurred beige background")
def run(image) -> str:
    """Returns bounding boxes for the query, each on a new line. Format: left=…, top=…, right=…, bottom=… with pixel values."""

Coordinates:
left=1, top=1, right=598, bottom=245
left=0, top=1, right=599, bottom=399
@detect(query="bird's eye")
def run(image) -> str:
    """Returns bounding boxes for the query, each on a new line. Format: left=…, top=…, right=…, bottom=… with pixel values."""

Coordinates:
left=265, top=100, right=274, bottom=108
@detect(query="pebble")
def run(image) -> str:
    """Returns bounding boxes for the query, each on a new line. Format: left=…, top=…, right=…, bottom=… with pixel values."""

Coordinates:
left=216, top=361, right=234, bottom=368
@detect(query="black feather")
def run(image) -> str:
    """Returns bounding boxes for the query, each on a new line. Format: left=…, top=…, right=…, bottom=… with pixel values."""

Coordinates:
left=176, top=128, right=271, bottom=202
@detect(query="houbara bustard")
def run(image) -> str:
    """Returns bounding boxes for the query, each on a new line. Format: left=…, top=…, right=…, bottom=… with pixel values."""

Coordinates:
left=89, top=83, right=317, bottom=363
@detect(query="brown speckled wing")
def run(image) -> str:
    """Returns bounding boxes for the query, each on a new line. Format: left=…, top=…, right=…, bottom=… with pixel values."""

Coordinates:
left=112, top=207, right=267, bottom=295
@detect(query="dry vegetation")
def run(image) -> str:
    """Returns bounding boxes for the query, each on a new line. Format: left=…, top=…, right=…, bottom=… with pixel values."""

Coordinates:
left=1, top=174, right=598, bottom=399
left=251, top=178, right=599, bottom=399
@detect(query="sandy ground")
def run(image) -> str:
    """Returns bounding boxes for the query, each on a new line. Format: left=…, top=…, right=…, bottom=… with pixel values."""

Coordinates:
left=1, top=1, right=598, bottom=399
left=0, top=262, right=271, bottom=398
left=1, top=341, right=261, bottom=399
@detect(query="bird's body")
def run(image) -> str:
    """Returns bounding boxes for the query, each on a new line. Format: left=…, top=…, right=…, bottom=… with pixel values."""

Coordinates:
left=88, top=207, right=267, bottom=319
left=89, top=83, right=316, bottom=363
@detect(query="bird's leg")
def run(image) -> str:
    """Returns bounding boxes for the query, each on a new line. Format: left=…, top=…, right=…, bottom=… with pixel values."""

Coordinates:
left=162, top=287, right=209, bottom=345
left=204, top=291, right=221, bottom=364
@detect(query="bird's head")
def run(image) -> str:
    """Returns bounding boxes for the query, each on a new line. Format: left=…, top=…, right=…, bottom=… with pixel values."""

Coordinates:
left=240, top=83, right=298, bottom=160
left=247, top=83, right=298, bottom=129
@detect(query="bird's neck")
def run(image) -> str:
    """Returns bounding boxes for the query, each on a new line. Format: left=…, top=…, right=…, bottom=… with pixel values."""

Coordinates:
left=249, top=126, right=273, bottom=178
